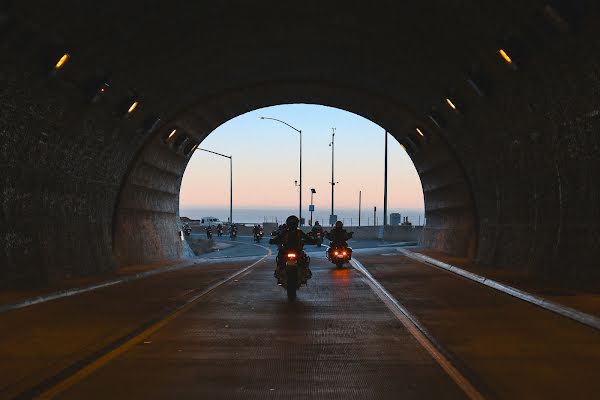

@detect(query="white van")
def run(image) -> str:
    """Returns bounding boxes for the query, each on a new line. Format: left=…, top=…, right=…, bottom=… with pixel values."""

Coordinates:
left=199, top=217, right=224, bottom=227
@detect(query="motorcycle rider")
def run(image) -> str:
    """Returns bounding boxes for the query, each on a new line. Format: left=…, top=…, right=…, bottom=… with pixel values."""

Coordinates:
left=216, top=223, right=223, bottom=237
left=311, top=221, right=323, bottom=235
left=253, top=224, right=263, bottom=241
left=326, top=221, right=353, bottom=246
left=206, top=225, right=213, bottom=239
left=269, top=215, right=318, bottom=283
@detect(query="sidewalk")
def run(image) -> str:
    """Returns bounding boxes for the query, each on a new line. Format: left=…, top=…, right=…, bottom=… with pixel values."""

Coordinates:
left=414, top=248, right=600, bottom=318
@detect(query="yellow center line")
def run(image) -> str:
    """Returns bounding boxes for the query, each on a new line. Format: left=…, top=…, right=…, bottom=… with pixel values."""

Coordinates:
left=35, top=252, right=271, bottom=399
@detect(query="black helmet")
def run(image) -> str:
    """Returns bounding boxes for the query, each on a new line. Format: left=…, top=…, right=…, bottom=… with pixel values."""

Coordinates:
left=335, top=221, right=343, bottom=229
left=286, top=215, right=300, bottom=229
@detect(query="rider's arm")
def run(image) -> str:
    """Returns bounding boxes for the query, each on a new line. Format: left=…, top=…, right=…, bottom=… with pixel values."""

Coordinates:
left=300, top=230, right=318, bottom=245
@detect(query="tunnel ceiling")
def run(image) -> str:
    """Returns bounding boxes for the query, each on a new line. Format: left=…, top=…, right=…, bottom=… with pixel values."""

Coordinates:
left=2, top=0, right=599, bottom=285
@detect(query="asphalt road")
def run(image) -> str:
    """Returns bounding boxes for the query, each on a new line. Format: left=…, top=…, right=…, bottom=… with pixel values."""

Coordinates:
left=1, top=239, right=598, bottom=399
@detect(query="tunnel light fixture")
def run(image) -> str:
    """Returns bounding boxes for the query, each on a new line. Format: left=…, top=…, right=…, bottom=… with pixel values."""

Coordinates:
left=416, top=127, right=425, bottom=137
left=498, top=49, right=513, bottom=64
left=54, top=53, right=70, bottom=70
left=127, top=101, right=139, bottom=114
left=168, top=129, right=177, bottom=140
left=445, top=98, right=458, bottom=111
left=191, top=144, right=198, bottom=152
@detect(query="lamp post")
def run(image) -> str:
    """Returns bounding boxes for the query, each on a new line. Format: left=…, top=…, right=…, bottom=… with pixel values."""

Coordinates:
left=198, top=148, right=233, bottom=224
left=383, top=130, right=388, bottom=227
left=310, top=188, right=316, bottom=225
left=260, top=116, right=303, bottom=224
left=329, top=128, right=338, bottom=226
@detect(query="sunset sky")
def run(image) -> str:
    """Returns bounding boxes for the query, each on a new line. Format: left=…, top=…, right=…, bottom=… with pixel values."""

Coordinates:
left=179, top=104, right=424, bottom=222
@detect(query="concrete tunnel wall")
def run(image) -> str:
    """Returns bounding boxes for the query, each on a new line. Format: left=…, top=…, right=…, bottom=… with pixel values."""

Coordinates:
left=1, top=1, right=600, bottom=286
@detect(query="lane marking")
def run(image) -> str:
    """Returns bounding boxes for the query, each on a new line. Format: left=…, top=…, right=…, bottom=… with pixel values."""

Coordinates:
left=398, top=249, right=600, bottom=331
left=350, top=257, right=486, bottom=400
left=1, top=244, right=272, bottom=314
left=27, top=251, right=271, bottom=400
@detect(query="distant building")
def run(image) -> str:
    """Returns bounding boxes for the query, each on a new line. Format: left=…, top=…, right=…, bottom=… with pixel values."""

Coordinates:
left=390, top=213, right=401, bottom=225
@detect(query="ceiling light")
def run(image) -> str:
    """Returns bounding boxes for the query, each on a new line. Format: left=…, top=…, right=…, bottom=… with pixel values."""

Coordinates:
left=54, top=53, right=70, bottom=70
left=416, top=128, right=424, bottom=137
left=127, top=101, right=139, bottom=114
left=498, top=49, right=512, bottom=64
left=168, top=129, right=177, bottom=139
left=446, top=98, right=457, bottom=110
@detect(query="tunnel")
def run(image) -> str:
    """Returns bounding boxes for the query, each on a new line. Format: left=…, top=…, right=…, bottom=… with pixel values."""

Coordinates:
left=1, top=0, right=599, bottom=287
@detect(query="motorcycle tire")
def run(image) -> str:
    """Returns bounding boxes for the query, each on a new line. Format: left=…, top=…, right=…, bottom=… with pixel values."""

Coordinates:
left=286, top=270, right=297, bottom=301
left=336, top=262, right=343, bottom=269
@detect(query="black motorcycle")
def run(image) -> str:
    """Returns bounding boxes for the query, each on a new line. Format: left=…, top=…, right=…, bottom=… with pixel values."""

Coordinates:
left=276, top=250, right=311, bottom=301
left=308, top=230, right=323, bottom=247
left=326, top=243, right=352, bottom=268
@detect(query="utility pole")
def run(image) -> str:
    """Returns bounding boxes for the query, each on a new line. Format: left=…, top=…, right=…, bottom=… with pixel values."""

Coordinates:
left=329, top=127, right=337, bottom=226
left=383, top=130, right=388, bottom=227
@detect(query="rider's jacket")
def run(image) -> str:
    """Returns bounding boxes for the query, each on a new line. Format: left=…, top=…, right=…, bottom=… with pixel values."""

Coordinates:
left=326, top=228, right=352, bottom=244
left=270, top=229, right=317, bottom=252
left=311, top=224, right=323, bottom=233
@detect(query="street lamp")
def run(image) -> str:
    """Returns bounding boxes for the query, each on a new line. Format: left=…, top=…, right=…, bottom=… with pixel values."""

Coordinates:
left=310, top=188, right=316, bottom=226
left=197, top=148, right=233, bottom=225
left=260, top=116, right=303, bottom=225
left=329, top=128, right=339, bottom=226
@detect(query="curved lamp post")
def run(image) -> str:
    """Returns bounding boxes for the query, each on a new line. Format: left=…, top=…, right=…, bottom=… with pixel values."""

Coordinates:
left=260, top=116, right=303, bottom=225
left=198, top=148, right=233, bottom=224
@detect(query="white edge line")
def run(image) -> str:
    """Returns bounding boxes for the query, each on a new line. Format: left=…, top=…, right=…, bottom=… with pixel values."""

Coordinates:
left=0, top=251, right=272, bottom=314
left=397, top=249, right=600, bottom=331
left=350, top=258, right=485, bottom=400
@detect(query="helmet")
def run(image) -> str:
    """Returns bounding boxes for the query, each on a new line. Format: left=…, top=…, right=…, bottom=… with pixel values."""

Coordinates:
left=335, top=221, right=343, bottom=229
left=314, top=221, right=320, bottom=226
left=285, top=215, right=300, bottom=229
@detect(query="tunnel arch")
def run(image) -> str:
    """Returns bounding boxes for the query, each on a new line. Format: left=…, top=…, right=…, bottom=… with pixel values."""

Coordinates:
left=113, top=81, right=477, bottom=265
left=2, top=0, right=600, bottom=286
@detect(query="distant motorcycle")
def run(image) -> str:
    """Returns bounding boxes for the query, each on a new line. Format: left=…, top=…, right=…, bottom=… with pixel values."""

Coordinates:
left=217, top=226, right=223, bottom=237
left=183, top=224, right=192, bottom=236
left=276, top=250, right=311, bottom=301
left=206, top=227, right=213, bottom=240
left=326, top=242, right=352, bottom=268
left=308, top=230, right=323, bottom=247
left=254, top=228, right=264, bottom=243
left=230, top=227, right=237, bottom=240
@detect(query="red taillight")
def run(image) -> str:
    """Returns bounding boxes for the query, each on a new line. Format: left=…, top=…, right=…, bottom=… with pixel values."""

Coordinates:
left=342, top=251, right=347, bottom=256
left=287, top=253, right=297, bottom=259
left=334, top=251, right=339, bottom=255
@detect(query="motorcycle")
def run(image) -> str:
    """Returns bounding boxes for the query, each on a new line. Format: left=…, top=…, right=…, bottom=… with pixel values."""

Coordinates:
left=308, top=230, right=323, bottom=247
left=217, top=226, right=223, bottom=237
left=206, top=228, right=213, bottom=240
left=276, top=250, right=311, bottom=301
left=183, top=224, right=192, bottom=236
left=254, top=231, right=263, bottom=243
left=230, top=228, right=237, bottom=240
left=326, top=242, right=352, bottom=268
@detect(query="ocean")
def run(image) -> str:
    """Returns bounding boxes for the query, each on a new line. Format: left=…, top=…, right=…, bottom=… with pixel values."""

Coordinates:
left=180, top=207, right=425, bottom=226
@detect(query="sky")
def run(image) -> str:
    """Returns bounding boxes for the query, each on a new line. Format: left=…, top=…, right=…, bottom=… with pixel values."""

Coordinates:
left=179, top=104, right=424, bottom=224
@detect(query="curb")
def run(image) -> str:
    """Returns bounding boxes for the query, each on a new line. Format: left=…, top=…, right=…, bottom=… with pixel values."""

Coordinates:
left=398, top=249, right=600, bottom=331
